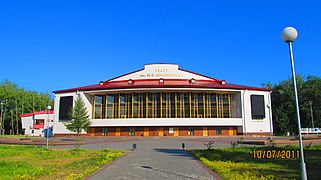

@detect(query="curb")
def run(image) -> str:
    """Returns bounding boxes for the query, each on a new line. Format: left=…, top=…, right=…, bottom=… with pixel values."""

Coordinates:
left=83, top=150, right=132, bottom=180
left=194, top=158, right=221, bottom=180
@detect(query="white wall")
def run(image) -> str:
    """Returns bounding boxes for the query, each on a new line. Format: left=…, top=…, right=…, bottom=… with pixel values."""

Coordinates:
left=21, top=116, right=33, bottom=136
left=21, top=113, right=54, bottom=136
left=241, top=90, right=273, bottom=134
left=53, top=92, right=92, bottom=134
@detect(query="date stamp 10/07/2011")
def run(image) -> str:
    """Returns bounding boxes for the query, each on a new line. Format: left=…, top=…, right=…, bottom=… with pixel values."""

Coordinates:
left=253, top=150, right=300, bottom=159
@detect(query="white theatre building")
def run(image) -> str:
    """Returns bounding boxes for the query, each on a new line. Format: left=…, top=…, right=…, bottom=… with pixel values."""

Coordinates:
left=53, top=64, right=273, bottom=136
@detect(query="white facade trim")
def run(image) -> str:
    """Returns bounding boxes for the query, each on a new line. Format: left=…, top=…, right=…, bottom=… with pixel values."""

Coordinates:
left=90, top=118, right=243, bottom=127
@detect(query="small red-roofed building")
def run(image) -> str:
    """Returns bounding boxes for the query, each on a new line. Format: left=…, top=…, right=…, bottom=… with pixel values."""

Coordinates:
left=20, top=110, right=54, bottom=136
left=53, top=64, right=273, bottom=136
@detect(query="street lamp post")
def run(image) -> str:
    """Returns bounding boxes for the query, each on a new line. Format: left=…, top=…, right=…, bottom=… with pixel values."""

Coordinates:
left=281, top=26, right=307, bottom=180
left=46, top=105, right=52, bottom=149
left=309, top=101, right=315, bottom=131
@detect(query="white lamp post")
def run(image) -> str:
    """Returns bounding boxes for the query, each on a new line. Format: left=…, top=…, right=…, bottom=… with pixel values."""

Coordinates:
left=46, top=105, right=52, bottom=149
left=281, top=26, right=307, bottom=180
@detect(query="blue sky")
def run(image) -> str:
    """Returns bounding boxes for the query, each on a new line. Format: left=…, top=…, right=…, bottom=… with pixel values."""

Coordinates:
left=1, top=0, right=321, bottom=94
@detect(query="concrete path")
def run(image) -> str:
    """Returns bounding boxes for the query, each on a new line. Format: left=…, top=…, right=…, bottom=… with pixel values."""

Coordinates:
left=51, top=136, right=283, bottom=180
left=85, top=138, right=217, bottom=180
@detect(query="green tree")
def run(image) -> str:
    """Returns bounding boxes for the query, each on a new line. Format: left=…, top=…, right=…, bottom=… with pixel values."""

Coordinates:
left=0, top=80, right=53, bottom=135
left=265, top=75, right=321, bottom=135
left=64, top=96, right=91, bottom=138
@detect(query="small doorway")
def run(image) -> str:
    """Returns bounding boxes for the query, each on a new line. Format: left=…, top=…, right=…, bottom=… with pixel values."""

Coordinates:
left=90, top=128, right=95, bottom=136
left=174, top=127, right=179, bottom=136
left=102, top=128, right=108, bottom=136
left=188, top=127, right=194, bottom=136
left=202, top=127, right=208, bottom=136
left=216, top=127, right=222, bottom=135
left=158, top=127, right=164, bottom=136
left=129, top=127, right=135, bottom=136
left=228, top=127, right=234, bottom=136
left=116, top=127, right=121, bottom=136
left=144, top=127, right=149, bottom=136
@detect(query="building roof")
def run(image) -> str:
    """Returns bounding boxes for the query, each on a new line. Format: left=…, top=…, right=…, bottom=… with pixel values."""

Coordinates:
left=20, top=110, right=54, bottom=118
left=53, top=64, right=269, bottom=93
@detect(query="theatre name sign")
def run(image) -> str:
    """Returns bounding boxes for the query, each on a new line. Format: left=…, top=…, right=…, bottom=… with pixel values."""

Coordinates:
left=139, top=68, right=183, bottom=78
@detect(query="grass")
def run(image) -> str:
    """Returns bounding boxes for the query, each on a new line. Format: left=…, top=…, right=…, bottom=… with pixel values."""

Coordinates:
left=189, top=144, right=321, bottom=180
left=1, top=135, right=34, bottom=138
left=0, top=145, right=125, bottom=180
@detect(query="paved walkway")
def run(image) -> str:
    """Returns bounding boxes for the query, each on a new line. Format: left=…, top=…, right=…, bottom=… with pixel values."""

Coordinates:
left=85, top=138, right=217, bottom=180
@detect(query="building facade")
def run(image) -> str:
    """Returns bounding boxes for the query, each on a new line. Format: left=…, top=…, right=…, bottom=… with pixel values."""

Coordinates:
left=53, top=64, right=273, bottom=136
left=20, top=111, right=54, bottom=136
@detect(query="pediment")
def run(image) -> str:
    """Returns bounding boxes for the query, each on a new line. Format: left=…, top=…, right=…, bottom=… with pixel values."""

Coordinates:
left=109, top=64, right=215, bottom=82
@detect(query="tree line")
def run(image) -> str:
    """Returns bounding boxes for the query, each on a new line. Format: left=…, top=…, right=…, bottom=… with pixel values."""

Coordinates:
left=0, top=80, right=53, bottom=135
left=263, top=75, right=321, bottom=135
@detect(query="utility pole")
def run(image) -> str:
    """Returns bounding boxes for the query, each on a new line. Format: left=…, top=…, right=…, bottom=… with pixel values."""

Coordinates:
left=309, top=101, right=315, bottom=130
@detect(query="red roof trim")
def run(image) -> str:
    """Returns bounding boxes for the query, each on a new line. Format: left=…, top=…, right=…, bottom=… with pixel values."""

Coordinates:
left=53, top=79, right=269, bottom=93
left=20, top=110, right=54, bottom=117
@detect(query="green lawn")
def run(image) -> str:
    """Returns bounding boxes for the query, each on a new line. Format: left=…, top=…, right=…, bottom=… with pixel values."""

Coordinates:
left=189, top=145, right=321, bottom=180
left=0, top=135, right=34, bottom=138
left=0, top=145, right=125, bottom=180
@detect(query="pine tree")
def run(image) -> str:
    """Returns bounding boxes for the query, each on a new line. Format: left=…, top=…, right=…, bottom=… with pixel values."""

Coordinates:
left=64, top=96, right=91, bottom=138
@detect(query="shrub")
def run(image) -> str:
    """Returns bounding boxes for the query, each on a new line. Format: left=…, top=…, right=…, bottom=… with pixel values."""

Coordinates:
left=204, top=141, right=215, bottom=150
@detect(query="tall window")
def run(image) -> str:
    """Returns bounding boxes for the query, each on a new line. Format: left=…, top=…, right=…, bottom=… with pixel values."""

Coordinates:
left=94, top=95, right=106, bottom=119
left=170, top=93, right=176, bottom=118
left=210, top=94, right=217, bottom=118
left=184, top=93, right=190, bottom=118
left=93, top=92, right=233, bottom=119
left=197, top=93, right=204, bottom=118
left=59, top=96, right=73, bottom=120
left=119, top=94, right=131, bottom=118
left=140, top=93, right=146, bottom=118
left=191, top=93, right=197, bottom=118
left=106, top=94, right=115, bottom=118
left=147, top=93, right=153, bottom=118
left=133, top=93, right=145, bottom=118
left=250, top=95, right=265, bottom=119
left=177, top=93, right=184, bottom=118
left=146, top=93, right=160, bottom=118
left=217, top=94, right=231, bottom=118
left=161, top=93, right=171, bottom=118
left=133, top=93, right=139, bottom=118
